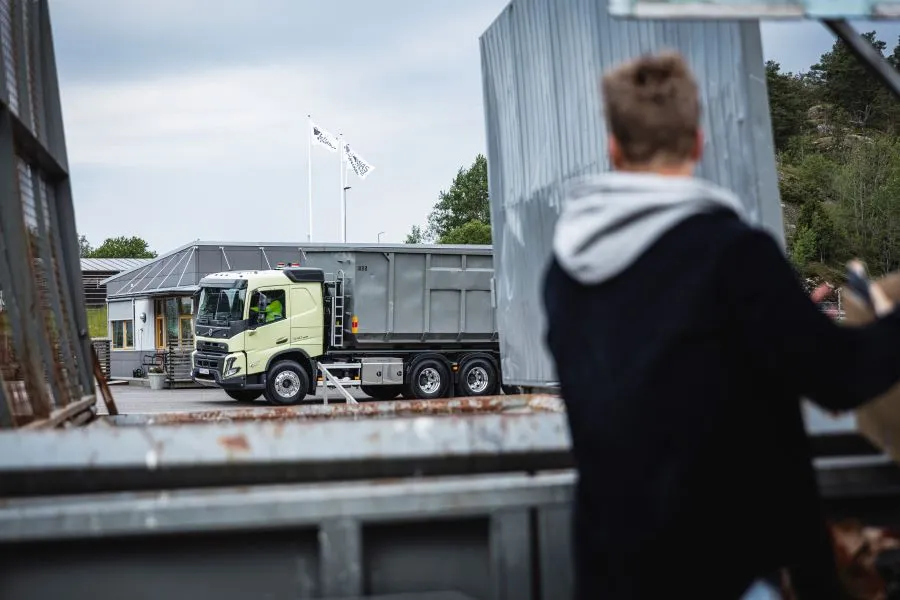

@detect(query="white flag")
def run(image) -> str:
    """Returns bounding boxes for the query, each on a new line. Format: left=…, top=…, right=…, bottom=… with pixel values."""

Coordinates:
left=344, top=143, right=375, bottom=180
left=310, top=121, right=339, bottom=153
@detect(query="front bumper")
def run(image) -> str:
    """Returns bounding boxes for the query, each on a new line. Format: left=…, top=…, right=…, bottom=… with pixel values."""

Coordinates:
left=191, top=351, right=264, bottom=390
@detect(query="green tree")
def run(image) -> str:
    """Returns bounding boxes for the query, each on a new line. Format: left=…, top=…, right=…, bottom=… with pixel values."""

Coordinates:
left=406, top=154, right=492, bottom=245
left=87, top=236, right=157, bottom=259
left=766, top=61, right=813, bottom=151
left=404, top=225, right=424, bottom=244
left=831, top=134, right=900, bottom=274
left=810, top=31, right=896, bottom=131
left=887, top=34, right=900, bottom=69
left=78, top=234, right=93, bottom=258
left=439, top=220, right=492, bottom=245
left=790, top=225, right=819, bottom=271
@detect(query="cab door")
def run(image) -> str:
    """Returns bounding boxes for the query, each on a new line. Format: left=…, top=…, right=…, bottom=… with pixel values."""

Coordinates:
left=290, top=284, right=324, bottom=358
left=244, top=286, right=289, bottom=375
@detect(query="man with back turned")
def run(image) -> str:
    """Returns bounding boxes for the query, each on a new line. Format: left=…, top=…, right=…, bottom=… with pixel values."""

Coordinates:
left=542, top=50, right=900, bottom=599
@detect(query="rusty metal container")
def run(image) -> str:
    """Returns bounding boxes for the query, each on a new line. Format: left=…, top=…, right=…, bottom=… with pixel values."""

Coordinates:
left=1, top=393, right=899, bottom=599
left=0, top=396, right=574, bottom=600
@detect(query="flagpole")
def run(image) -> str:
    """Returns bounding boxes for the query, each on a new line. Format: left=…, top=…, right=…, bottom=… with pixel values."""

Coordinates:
left=339, top=133, right=345, bottom=243
left=307, top=115, right=313, bottom=243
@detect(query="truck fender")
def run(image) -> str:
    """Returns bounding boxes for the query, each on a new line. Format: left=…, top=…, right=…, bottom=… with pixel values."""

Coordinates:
left=405, top=352, right=454, bottom=378
left=265, top=349, right=316, bottom=394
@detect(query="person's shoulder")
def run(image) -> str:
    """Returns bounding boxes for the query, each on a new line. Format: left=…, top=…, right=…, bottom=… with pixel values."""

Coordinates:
left=648, top=207, right=759, bottom=261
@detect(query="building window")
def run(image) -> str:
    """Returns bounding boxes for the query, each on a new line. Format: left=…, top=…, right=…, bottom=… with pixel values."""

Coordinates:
left=111, top=320, right=134, bottom=350
left=155, top=314, right=165, bottom=349
left=154, top=296, right=194, bottom=349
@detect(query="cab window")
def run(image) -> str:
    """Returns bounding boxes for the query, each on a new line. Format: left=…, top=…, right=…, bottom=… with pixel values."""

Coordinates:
left=248, top=289, right=286, bottom=325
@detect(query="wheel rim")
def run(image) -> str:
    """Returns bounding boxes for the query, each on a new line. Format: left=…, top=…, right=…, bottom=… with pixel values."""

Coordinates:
left=418, top=367, right=442, bottom=395
left=274, top=371, right=301, bottom=399
left=466, top=366, right=489, bottom=394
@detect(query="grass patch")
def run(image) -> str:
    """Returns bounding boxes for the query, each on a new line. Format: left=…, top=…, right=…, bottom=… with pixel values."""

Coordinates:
left=86, top=306, right=107, bottom=339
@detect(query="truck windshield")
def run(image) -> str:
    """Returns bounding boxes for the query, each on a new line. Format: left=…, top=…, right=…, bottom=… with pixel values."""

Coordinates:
left=197, top=287, right=246, bottom=326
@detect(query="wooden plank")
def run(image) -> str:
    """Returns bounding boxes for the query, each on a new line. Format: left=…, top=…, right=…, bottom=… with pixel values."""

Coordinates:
left=20, top=395, right=94, bottom=430
left=92, top=344, right=117, bottom=415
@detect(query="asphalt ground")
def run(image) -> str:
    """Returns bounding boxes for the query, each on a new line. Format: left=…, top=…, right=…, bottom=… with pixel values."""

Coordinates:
left=95, top=383, right=369, bottom=414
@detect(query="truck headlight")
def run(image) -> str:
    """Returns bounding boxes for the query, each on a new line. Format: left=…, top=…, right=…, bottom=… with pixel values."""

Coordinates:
left=224, top=356, right=240, bottom=378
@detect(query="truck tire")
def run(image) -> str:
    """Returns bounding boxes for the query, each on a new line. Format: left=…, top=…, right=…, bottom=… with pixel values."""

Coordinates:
left=457, top=357, right=499, bottom=397
left=406, top=358, right=450, bottom=400
left=361, top=385, right=402, bottom=401
left=225, top=390, right=262, bottom=402
left=264, top=360, right=309, bottom=405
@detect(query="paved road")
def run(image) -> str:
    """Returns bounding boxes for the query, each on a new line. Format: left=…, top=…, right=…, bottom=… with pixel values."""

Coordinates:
left=96, top=384, right=369, bottom=414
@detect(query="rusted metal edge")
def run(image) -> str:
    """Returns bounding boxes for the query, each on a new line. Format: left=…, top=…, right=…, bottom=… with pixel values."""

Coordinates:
left=0, top=409, right=571, bottom=469
left=104, top=394, right=564, bottom=426
left=0, top=471, right=576, bottom=542
left=19, top=395, right=94, bottom=430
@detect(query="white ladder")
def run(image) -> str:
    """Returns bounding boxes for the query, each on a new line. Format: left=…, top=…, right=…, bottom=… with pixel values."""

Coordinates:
left=317, top=362, right=360, bottom=405
left=327, top=270, right=346, bottom=348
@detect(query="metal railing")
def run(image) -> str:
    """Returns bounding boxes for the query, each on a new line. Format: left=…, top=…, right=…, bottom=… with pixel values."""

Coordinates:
left=165, top=340, right=194, bottom=385
left=0, top=0, right=102, bottom=428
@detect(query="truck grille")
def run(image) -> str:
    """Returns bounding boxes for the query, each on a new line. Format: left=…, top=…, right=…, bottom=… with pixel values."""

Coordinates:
left=195, top=356, right=220, bottom=369
left=197, top=341, right=228, bottom=354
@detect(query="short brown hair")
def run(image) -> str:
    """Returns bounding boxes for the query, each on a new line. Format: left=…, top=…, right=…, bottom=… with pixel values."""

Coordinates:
left=601, top=51, right=701, bottom=166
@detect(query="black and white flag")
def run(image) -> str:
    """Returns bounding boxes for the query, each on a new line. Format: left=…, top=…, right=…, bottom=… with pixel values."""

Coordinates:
left=310, top=121, right=339, bottom=153
left=344, top=143, right=375, bottom=180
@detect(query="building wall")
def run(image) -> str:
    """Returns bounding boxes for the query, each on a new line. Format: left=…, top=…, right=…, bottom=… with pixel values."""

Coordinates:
left=480, top=0, right=779, bottom=387
left=107, top=295, right=195, bottom=379
left=107, top=296, right=153, bottom=379
left=133, top=298, right=154, bottom=352
left=110, top=350, right=142, bottom=379
left=81, top=270, right=119, bottom=307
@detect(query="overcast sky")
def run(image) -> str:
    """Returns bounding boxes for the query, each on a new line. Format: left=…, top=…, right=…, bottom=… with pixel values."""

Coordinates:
left=49, top=0, right=900, bottom=254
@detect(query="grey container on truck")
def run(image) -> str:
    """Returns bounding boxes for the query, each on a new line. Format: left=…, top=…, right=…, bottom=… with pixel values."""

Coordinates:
left=479, top=0, right=782, bottom=388
left=296, top=245, right=498, bottom=349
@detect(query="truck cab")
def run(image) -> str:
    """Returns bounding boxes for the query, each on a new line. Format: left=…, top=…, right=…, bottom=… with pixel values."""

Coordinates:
left=191, top=267, right=326, bottom=403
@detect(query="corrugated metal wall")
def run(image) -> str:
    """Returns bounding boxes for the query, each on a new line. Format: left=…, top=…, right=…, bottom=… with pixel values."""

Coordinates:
left=480, top=0, right=781, bottom=387
left=0, top=0, right=96, bottom=427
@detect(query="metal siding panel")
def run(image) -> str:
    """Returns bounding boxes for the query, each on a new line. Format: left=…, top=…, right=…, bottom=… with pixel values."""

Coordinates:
left=0, top=0, right=18, bottom=114
left=363, top=518, right=492, bottom=598
left=481, top=0, right=779, bottom=387
left=393, top=252, right=426, bottom=335
left=80, top=258, right=152, bottom=272
left=353, top=251, right=390, bottom=337
left=221, top=247, right=264, bottom=272
left=2, top=527, right=322, bottom=600
left=196, top=246, right=225, bottom=277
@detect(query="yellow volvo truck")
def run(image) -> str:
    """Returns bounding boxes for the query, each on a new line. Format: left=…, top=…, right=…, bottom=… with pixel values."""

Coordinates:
left=191, top=247, right=507, bottom=404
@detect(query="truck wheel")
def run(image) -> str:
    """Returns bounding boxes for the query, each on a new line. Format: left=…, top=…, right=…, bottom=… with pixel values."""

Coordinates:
left=361, top=385, right=402, bottom=401
left=225, top=390, right=262, bottom=402
left=457, top=358, right=499, bottom=397
left=406, top=359, right=450, bottom=400
left=264, top=360, right=309, bottom=405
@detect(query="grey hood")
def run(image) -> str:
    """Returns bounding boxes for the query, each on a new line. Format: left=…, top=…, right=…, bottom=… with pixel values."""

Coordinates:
left=553, top=172, right=750, bottom=285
